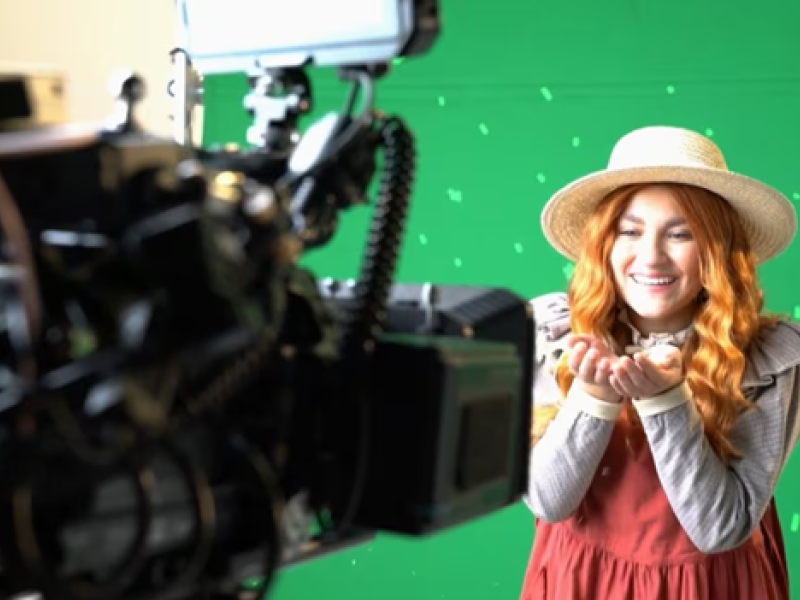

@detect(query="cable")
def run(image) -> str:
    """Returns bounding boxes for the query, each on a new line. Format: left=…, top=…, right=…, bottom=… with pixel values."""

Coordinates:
left=334, top=115, right=416, bottom=532
left=340, top=115, right=416, bottom=358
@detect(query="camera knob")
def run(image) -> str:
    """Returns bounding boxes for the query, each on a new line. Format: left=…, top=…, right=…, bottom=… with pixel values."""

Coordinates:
left=105, top=69, right=145, bottom=133
left=110, top=70, right=145, bottom=104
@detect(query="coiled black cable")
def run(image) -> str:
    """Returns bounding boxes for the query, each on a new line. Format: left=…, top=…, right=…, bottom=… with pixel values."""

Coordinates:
left=333, top=115, right=416, bottom=532
left=340, top=116, right=416, bottom=360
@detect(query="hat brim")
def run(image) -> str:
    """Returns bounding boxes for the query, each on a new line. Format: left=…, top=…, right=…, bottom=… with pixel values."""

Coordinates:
left=540, top=165, right=797, bottom=264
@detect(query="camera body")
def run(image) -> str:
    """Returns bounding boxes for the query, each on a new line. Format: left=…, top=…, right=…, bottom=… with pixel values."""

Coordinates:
left=0, top=3, right=535, bottom=600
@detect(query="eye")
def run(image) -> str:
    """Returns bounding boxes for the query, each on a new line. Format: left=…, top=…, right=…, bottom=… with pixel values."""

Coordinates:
left=618, top=228, right=639, bottom=237
left=669, top=230, right=693, bottom=240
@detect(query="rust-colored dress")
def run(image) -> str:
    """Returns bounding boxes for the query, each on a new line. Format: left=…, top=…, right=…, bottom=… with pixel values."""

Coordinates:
left=520, top=419, right=790, bottom=600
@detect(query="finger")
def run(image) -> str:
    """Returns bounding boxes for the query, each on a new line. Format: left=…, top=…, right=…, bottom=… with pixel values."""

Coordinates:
left=578, top=348, right=600, bottom=381
left=567, top=342, right=588, bottom=373
left=565, top=334, right=596, bottom=349
left=608, top=374, right=627, bottom=397
left=611, top=362, right=638, bottom=397
left=635, top=353, right=677, bottom=380
left=596, top=357, right=614, bottom=384
left=619, top=356, right=651, bottom=389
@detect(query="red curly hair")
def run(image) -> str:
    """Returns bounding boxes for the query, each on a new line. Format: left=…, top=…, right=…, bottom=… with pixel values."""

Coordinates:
left=532, top=183, right=777, bottom=462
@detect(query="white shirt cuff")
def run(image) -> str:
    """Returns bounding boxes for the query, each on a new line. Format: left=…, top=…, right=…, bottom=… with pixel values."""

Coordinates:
left=633, top=381, right=691, bottom=417
left=565, top=385, right=624, bottom=421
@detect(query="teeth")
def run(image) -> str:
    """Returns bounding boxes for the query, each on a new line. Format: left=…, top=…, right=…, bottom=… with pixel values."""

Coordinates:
left=632, top=275, right=677, bottom=286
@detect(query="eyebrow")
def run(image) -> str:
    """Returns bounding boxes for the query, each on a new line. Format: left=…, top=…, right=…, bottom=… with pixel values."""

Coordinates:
left=619, top=213, right=687, bottom=228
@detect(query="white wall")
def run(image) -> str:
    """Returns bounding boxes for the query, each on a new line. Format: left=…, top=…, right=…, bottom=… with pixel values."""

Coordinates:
left=0, top=0, right=177, bottom=136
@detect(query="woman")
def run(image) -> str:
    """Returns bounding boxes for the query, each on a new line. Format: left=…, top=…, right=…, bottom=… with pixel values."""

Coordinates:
left=521, top=126, right=800, bottom=600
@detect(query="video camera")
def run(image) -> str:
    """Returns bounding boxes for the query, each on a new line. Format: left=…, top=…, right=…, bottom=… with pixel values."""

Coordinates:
left=0, top=2, right=535, bottom=599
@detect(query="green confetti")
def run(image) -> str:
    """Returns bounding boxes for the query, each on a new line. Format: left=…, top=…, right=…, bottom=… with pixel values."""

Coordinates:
left=794, top=306, right=800, bottom=320
left=704, top=128, right=714, bottom=137
left=536, top=173, right=546, bottom=184
left=666, top=85, right=676, bottom=94
left=793, top=192, right=800, bottom=201
left=70, top=329, right=97, bottom=357
left=514, top=242, right=524, bottom=254
left=572, top=136, right=581, bottom=147
left=540, top=87, right=553, bottom=101
left=392, top=57, right=405, bottom=66
left=242, top=577, right=264, bottom=590
left=563, top=262, right=575, bottom=280
left=791, top=513, right=799, bottom=533
left=418, top=233, right=429, bottom=245
left=454, top=258, right=463, bottom=268
left=478, top=123, right=489, bottom=135
left=447, top=188, right=463, bottom=203
left=437, top=96, right=446, bottom=107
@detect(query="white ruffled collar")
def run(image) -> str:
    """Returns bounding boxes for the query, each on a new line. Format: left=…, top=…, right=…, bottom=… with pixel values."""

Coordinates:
left=619, top=310, right=695, bottom=355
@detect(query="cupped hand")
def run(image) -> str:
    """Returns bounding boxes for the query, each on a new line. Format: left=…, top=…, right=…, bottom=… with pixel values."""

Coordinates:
left=565, top=334, right=621, bottom=403
left=608, top=348, right=683, bottom=399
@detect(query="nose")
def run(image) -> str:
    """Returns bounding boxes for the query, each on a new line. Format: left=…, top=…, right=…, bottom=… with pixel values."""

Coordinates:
left=638, top=232, right=667, bottom=265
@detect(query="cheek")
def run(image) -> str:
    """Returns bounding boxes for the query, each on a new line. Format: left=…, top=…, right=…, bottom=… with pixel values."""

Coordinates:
left=610, top=244, right=633, bottom=278
left=677, top=248, right=702, bottom=286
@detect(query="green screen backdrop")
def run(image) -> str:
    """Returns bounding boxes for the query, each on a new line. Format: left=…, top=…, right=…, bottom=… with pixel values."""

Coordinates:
left=201, top=1, right=800, bottom=597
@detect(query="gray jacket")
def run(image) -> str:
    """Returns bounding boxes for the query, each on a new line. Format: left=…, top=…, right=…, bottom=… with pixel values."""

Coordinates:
left=525, top=292, right=800, bottom=554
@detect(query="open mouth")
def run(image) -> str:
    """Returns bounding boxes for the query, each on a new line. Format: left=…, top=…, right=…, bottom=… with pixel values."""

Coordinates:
left=630, top=275, right=678, bottom=287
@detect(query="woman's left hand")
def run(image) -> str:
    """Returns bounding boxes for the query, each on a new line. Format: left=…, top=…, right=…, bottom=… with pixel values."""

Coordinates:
left=608, top=347, right=684, bottom=399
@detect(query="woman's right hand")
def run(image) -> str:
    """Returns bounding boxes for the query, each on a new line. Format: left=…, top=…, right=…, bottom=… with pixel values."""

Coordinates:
left=565, top=334, right=621, bottom=403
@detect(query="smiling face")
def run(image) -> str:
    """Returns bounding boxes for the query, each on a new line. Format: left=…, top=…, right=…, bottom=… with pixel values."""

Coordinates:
left=609, top=185, right=704, bottom=335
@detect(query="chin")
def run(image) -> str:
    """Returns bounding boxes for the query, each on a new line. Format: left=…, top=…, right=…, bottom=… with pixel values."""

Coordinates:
left=629, top=306, right=673, bottom=320
left=626, top=297, right=697, bottom=326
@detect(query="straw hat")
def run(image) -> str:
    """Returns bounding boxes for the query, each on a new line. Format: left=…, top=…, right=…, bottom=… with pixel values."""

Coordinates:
left=540, top=126, right=797, bottom=263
